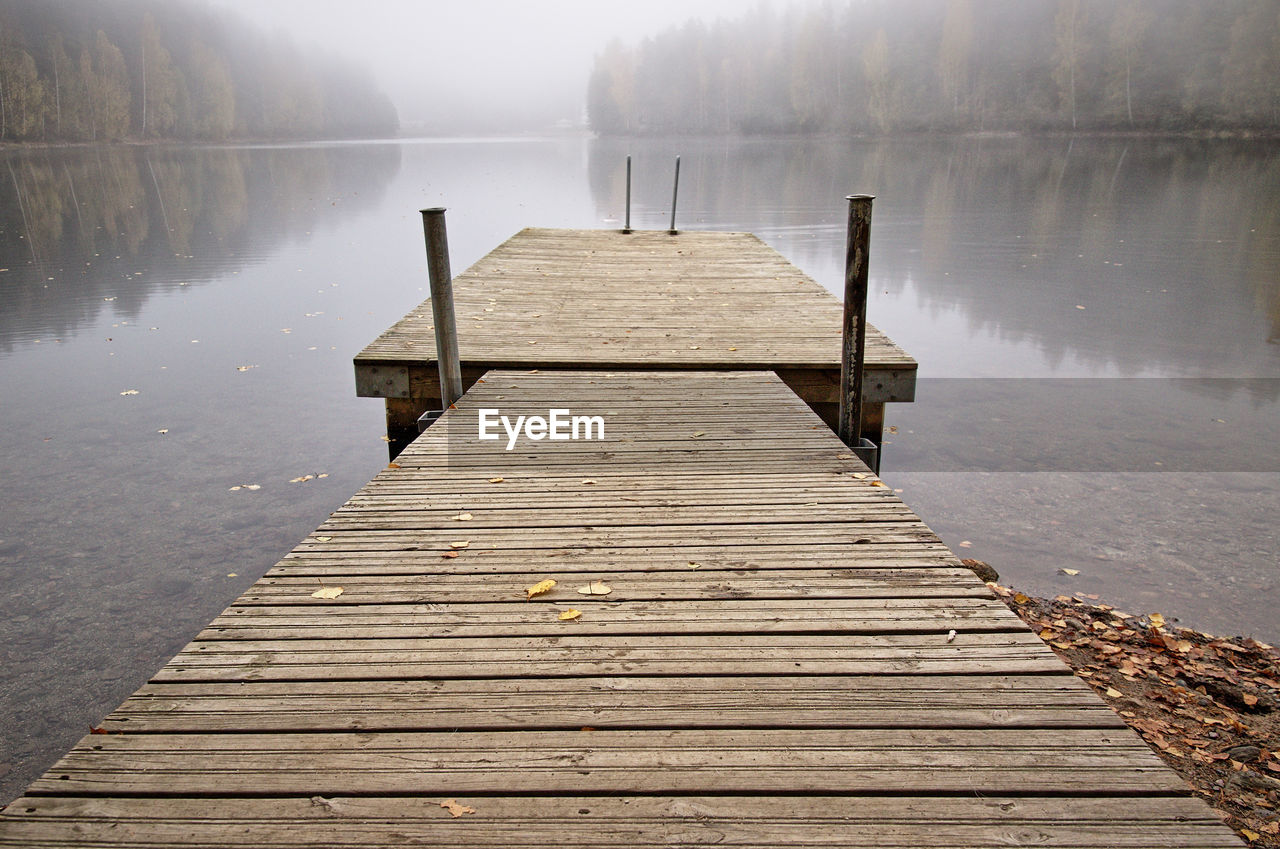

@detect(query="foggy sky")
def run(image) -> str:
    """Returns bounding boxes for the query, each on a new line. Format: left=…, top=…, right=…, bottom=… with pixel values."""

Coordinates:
left=207, top=0, right=780, bottom=132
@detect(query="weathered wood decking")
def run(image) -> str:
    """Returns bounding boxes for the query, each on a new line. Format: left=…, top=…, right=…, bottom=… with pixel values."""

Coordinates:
left=354, top=228, right=916, bottom=447
left=0, top=370, right=1241, bottom=847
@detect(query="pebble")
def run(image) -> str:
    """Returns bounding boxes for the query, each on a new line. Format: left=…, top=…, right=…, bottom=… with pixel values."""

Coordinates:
left=1226, top=744, right=1262, bottom=764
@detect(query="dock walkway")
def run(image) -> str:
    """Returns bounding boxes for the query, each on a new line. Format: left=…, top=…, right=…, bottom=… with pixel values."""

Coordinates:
left=354, top=228, right=917, bottom=447
left=0, top=369, right=1240, bottom=847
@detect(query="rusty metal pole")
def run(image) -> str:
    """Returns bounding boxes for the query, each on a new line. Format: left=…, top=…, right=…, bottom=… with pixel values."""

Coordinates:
left=838, top=194, right=875, bottom=451
left=623, top=155, right=632, bottom=233
left=668, top=155, right=680, bottom=234
left=421, top=208, right=463, bottom=409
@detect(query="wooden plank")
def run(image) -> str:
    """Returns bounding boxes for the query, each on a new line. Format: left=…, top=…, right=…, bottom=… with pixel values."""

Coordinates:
left=31, top=728, right=1182, bottom=797
left=155, top=632, right=1071, bottom=681
left=197, top=597, right=1024, bottom=640
left=103, top=674, right=1122, bottom=733
left=2, top=795, right=1241, bottom=849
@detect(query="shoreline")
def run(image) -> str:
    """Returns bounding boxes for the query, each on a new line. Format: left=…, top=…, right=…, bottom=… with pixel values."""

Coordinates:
left=982, top=569, right=1280, bottom=845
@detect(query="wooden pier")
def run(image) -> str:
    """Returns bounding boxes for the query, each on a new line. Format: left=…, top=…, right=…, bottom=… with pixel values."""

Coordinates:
left=0, top=230, right=1243, bottom=847
left=354, top=228, right=917, bottom=448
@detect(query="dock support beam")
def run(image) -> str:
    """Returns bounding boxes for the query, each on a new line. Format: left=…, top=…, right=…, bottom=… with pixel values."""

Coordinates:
left=839, top=194, right=878, bottom=472
left=421, top=208, right=463, bottom=410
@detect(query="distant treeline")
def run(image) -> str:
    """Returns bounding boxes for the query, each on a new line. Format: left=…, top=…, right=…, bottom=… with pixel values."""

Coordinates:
left=0, top=0, right=398, bottom=143
left=589, top=0, right=1280, bottom=135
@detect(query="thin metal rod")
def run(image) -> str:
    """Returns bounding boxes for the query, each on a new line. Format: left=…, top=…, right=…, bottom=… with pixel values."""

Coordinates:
left=421, top=208, right=463, bottom=409
left=838, top=194, right=875, bottom=448
left=668, top=155, right=681, bottom=234
left=623, top=155, right=632, bottom=233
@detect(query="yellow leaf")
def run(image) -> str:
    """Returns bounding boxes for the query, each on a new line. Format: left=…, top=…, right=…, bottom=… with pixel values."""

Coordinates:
left=1149, top=612, right=1166, bottom=628
left=1060, top=568, right=1080, bottom=576
left=558, top=609, right=582, bottom=621
left=691, top=431, right=705, bottom=438
left=578, top=581, right=612, bottom=596
left=449, top=541, right=470, bottom=549
left=526, top=579, right=556, bottom=600
left=1240, top=829, right=1259, bottom=842
left=440, top=799, right=476, bottom=818
left=315, top=535, right=332, bottom=542
left=1104, top=687, right=1122, bottom=698
left=452, top=512, right=473, bottom=521
left=119, top=389, right=139, bottom=396
left=488, top=477, right=504, bottom=483
left=226, top=573, right=237, bottom=578
left=1170, top=639, right=1193, bottom=654
left=581, top=479, right=597, bottom=485
left=687, top=561, right=702, bottom=570
left=311, top=586, right=343, bottom=599
left=1012, top=592, right=1031, bottom=604
left=387, top=462, right=401, bottom=469
left=870, top=481, right=888, bottom=488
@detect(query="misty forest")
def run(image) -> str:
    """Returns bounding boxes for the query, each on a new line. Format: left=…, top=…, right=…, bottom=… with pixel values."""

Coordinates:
left=589, top=0, right=1280, bottom=136
left=0, top=0, right=398, bottom=142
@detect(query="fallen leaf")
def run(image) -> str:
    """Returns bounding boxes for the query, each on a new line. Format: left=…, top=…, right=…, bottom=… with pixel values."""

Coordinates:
left=440, top=799, right=476, bottom=818
left=1104, top=687, right=1123, bottom=698
left=450, top=541, right=470, bottom=549
left=869, top=481, right=888, bottom=488
left=315, top=535, right=332, bottom=542
left=235, top=365, right=257, bottom=372
left=311, top=586, right=343, bottom=599
left=119, top=389, right=139, bottom=396
left=526, top=579, right=556, bottom=600
left=688, top=561, right=702, bottom=570
left=1012, top=592, right=1031, bottom=605
left=156, top=429, right=168, bottom=434
left=958, top=540, right=972, bottom=548
left=691, top=431, right=705, bottom=438
left=387, top=462, right=401, bottom=469
left=488, top=477, right=504, bottom=483
left=851, top=472, right=868, bottom=479
left=581, top=479, right=597, bottom=485
left=290, top=475, right=315, bottom=483
left=1149, top=612, right=1166, bottom=629
left=946, top=630, right=957, bottom=643
left=1242, top=693, right=1259, bottom=707
left=89, top=726, right=109, bottom=735
left=578, top=581, right=612, bottom=596
left=1060, top=568, right=1080, bottom=576
left=452, top=512, right=473, bottom=521
left=558, top=609, right=582, bottom=621
left=441, top=551, right=459, bottom=559
left=1240, top=828, right=1260, bottom=842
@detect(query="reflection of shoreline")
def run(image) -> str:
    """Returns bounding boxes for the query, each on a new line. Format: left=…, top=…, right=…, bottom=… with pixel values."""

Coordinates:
left=0, top=143, right=402, bottom=352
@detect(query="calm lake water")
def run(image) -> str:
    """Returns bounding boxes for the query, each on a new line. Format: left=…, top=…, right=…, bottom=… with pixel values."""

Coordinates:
left=1, top=135, right=1277, bottom=803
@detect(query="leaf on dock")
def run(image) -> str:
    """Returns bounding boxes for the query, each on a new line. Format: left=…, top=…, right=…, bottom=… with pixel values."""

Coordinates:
left=578, top=581, right=612, bottom=596
left=452, top=512, right=473, bottom=521
left=488, top=477, right=504, bottom=483
left=526, top=579, right=556, bottom=600
left=311, top=586, right=343, bottom=600
left=558, top=609, right=582, bottom=621
left=449, top=541, right=470, bottom=549
left=440, top=799, right=476, bottom=818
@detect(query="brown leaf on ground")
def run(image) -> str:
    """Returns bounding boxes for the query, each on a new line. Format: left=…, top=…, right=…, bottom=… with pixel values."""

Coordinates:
left=440, top=799, right=476, bottom=818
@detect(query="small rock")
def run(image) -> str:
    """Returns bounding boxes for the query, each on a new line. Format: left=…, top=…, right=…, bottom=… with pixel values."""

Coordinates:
left=1226, top=745, right=1262, bottom=764
left=1226, top=771, right=1280, bottom=794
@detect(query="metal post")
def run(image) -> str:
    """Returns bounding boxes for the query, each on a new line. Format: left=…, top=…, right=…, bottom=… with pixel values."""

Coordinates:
left=421, top=208, right=463, bottom=409
left=838, top=195, right=875, bottom=454
left=623, top=155, right=632, bottom=233
left=668, top=155, right=681, bottom=235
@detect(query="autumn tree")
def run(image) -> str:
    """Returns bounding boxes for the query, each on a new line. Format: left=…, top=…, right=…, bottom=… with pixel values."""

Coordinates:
left=140, top=13, right=180, bottom=137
